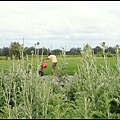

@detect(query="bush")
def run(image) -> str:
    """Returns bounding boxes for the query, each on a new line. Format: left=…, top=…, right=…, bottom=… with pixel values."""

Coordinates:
left=106, top=52, right=113, bottom=57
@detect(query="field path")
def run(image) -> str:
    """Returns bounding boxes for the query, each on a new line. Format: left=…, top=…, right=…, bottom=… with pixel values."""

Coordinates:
left=39, top=75, right=75, bottom=85
left=40, top=75, right=74, bottom=80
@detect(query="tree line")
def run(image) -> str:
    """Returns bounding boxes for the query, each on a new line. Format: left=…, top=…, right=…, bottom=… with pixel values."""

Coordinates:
left=0, top=41, right=119, bottom=59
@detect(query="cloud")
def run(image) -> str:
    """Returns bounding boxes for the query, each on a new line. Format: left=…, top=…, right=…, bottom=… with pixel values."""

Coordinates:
left=0, top=1, right=120, bottom=50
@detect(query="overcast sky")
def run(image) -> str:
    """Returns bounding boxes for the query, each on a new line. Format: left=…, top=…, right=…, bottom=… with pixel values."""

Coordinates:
left=0, top=1, right=120, bottom=50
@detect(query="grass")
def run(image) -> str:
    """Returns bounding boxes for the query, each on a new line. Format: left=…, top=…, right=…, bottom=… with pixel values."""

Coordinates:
left=0, top=60, right=10, bottom=72
left=0, top=56, right=116, bottom=75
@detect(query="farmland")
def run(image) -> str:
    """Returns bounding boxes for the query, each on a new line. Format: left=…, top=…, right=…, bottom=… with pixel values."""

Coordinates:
left=0, top=55, right=117, bottom=75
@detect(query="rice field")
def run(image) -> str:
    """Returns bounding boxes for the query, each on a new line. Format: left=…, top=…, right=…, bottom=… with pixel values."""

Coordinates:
left=0, top=56, right=116, bottom=75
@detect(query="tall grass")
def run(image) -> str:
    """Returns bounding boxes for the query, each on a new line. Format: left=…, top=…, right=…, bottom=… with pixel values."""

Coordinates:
left=65, top=43, right=120, bottom=118
left=0, top=42, right=120, bottom=118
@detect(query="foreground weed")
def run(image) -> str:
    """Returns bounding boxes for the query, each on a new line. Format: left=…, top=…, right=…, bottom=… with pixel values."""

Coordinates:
left=0, top=42, right=120, bottom=119
left=65, top=43, right=120, bottom=118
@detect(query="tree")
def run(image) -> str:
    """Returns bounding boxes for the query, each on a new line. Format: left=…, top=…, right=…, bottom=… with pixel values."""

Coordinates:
left=106, top=46, right=115, bottom=54
left=2, top=47, right=9, bottom=56
left=25, top=46, right=34, bottom=55
left=2, top=47, right=9, bottom=60
left=9, top=42, right=22, bottom=59
left=52, top=49, right=62, bottom=55
left=93, top=46, right=102, bottom=54
left=69, top=47, right=80, bottom=55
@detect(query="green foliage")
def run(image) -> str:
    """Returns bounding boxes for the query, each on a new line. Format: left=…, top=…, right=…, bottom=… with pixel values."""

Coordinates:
left=0, top=106, right=9, bottom=118
left=96, top=52, right=102, bottom=57
left=57, top=47, right=69, bottom=84
left=106, top=52, right=113, bottom=57
left=0, top=42, right=120, bottom=118
left=65, top=43, right=120, bottom=118
left=9, top=42, right=22, bottom=60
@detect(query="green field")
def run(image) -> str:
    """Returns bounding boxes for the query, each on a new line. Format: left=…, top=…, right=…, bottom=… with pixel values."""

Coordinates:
left=0, top=56, right=117, bottom=75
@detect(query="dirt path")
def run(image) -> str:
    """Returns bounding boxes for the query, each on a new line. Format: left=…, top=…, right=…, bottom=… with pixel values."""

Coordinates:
left=39, top=75, right=75, bottom=85
left=39, top=75, right=74, bottom=81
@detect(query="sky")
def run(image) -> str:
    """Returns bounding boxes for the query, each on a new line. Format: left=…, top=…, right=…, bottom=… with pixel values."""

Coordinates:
left=0, top=1, right=120, bottom=51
